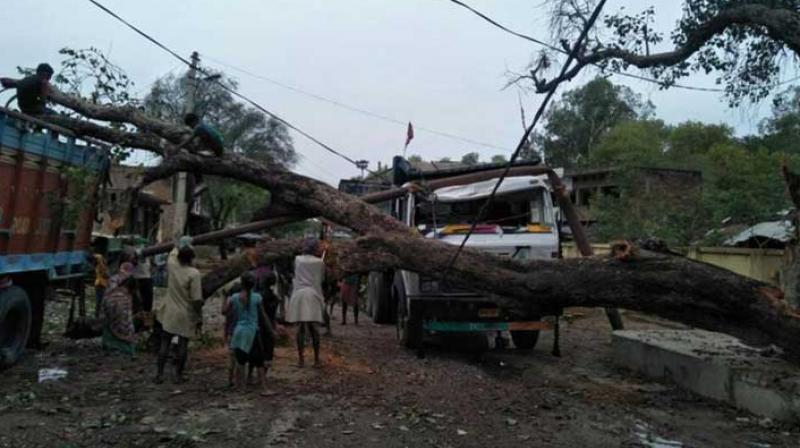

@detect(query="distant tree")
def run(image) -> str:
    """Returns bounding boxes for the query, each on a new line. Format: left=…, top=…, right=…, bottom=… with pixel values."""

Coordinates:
left=491, top=154, right=508, bottom=164
left=537, top=77, right=652, bottom=168
left=517, top=136, right=541, bottom=162
left=701, top=143, right=792, bottom=226
left=589, top=120, right=668, bottom=167
left=408, top=154, right=423, bottom=163
left=438, top=157, right=452, bottom=163
left=667, top=121, right=734, bottom=161
left=757, top=86, right=800, bottom=154
left=461, top=152, right=480, bottom=165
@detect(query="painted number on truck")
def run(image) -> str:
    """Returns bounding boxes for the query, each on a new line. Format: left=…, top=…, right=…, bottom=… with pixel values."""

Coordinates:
left=11, top=217, right=30, bottom=235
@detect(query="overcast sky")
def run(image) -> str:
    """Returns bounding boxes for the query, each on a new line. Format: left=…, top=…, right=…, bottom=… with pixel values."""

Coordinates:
left=2, top=1, right=796, bottom=185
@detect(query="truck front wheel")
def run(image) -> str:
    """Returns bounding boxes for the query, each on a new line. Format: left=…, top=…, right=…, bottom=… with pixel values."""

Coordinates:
left=396, top=289, right=423, bottom=349
left=0, top=286, right=32, bottom=368
left=370, top=271, right=395, bottom=324
left=511, top=330, right=540, bottom=350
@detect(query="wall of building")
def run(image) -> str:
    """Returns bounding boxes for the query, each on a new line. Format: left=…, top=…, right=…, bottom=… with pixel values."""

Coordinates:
left=562, top=243, right=787, bottom=289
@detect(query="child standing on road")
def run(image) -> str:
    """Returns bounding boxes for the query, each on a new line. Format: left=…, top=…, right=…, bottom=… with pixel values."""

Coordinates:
left=222, top=286, right=240, bottom=387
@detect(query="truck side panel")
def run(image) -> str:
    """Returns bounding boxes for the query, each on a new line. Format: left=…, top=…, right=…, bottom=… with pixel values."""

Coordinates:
left=0, top=111, right=105, bottom=278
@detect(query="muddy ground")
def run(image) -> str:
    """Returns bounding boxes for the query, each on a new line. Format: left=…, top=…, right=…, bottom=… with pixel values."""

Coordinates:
left=1, top=294, right=799, bottom=447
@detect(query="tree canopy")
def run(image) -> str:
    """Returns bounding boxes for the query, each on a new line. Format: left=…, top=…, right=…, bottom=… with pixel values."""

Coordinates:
left=461, top=152, right=480, bottom=165
left=529, top=1, right=800, bottom=106
left=536, top=77, right=651, bottom=168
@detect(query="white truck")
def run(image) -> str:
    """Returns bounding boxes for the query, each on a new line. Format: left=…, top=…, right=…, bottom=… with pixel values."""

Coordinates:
left=368, top=162, right=561, bottom=351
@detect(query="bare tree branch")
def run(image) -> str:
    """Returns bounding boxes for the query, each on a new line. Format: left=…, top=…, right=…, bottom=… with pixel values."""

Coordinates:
left=535, top=4, right=800, bottom=93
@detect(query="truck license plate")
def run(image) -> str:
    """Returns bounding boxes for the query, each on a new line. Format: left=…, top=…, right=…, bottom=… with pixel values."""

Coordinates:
left=478, top=308, right=500, bottom=318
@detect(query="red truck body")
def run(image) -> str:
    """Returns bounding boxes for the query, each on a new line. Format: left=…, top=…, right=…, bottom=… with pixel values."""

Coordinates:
left=0, top=108, right=108, bottom=365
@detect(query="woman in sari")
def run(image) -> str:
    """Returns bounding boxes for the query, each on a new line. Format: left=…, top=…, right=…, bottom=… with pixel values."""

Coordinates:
left=102, top=262, right=137, bottom=355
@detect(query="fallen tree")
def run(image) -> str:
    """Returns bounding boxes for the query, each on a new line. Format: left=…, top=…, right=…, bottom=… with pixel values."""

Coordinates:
left=34, top=87, right=800, bottom=361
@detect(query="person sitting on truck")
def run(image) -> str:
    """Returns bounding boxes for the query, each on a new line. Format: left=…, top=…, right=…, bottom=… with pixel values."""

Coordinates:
left=154, top=242, right=203, bottom=384
left=101, top=262, right=137, bottom=356
left=286, top=238, right=326, bottom=368
left=176, top=113, right=224, bottom=156
left=0, top=63, right=55, bottom=116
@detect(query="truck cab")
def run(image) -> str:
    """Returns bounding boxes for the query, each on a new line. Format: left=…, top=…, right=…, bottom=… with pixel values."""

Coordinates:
left=368, top=158, right=561, bottom=351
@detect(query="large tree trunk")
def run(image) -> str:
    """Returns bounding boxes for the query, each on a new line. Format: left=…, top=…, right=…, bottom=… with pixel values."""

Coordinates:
left=204, top=234, right=800, bottom=360
left=38, top=87, right=800, bottom=363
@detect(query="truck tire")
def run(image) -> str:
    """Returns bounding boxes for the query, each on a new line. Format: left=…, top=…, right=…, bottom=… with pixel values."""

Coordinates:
left=395, top=284, right=423, bottom=349
left=370, top=271, right=395, bottom=324
left=0, top=286, right=32, bottom=368
left=511, top=330, right=540, bottom=350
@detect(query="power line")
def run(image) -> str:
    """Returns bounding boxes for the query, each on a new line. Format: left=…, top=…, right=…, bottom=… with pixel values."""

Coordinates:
left=133, top=63, right=182, bottom=98
left=86, top=0, right=363, bottom=169
left=442, top=0, right=609, bottom=278
left=447, top=0, right=724, bottom=93
left=202, top=54, right=513, bottom=152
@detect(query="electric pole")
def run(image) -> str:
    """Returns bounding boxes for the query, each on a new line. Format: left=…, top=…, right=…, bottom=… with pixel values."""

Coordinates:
left=172, top=51, right=200, bottom=239
left=185, top=51, right=200, bottom=115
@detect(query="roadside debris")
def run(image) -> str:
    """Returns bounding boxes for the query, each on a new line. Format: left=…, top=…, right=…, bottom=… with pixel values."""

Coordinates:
left=38, top=368, right=68, bottom=383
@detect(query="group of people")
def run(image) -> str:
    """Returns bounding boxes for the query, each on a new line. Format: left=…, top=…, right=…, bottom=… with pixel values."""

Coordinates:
left=91, top=234, right=360, bottom=389
left=93, top=237, right=203, bottom=385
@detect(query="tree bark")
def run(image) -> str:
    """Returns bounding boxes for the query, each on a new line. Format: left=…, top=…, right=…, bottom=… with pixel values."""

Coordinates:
left=35, top=86, right=800, bottom=364
left=201, top=233, right=800, bottom=361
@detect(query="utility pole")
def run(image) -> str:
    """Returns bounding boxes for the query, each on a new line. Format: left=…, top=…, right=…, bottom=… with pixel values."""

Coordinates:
left=185, top=51, right=200, bottom=115
left=170, top=51, right=200, bottom=240
left=356, top=160, right=369, bottom=179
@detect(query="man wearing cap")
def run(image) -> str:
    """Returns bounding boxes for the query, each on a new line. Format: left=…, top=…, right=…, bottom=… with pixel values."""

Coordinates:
left=1, top=63, right=55, bottom=116
left=153, top=236, right=203, bottom=384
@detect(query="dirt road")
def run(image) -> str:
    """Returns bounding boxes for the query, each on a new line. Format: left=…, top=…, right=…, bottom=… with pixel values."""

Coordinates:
left=1, top=302, right=798, bottom=447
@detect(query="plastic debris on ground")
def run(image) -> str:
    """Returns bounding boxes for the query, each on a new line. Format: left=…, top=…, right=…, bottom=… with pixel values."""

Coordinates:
left=38, top=368, right=68, bottom=383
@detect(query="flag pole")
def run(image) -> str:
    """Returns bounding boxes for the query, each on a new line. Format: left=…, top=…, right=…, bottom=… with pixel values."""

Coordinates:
left=403, top=121, right=414, bottom=158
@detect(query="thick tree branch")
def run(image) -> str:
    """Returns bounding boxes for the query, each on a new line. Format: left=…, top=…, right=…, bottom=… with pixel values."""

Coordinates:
left=48, top=88, right=190, bottom=144
left=34, top=88, right=800, bottom=365
left=201, top=238, right=303, bottom=297
left=139, top=151, right=408, bottom=235
left=536, top=4, right=800, bottom=93
left=44, top=115, right=166, bottom=155
left=203, top=233, right=800, bottom=362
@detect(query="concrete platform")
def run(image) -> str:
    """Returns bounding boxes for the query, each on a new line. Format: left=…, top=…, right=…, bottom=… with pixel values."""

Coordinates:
left=612, top=330, right=800, bottom=421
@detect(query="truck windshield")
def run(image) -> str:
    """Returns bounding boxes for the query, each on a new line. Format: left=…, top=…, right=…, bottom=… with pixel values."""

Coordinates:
left=414, top=188, right=553, bottom=231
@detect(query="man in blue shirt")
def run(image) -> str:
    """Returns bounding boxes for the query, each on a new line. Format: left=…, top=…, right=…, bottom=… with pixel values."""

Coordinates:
left=177, top=112, right=224, bottom=156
